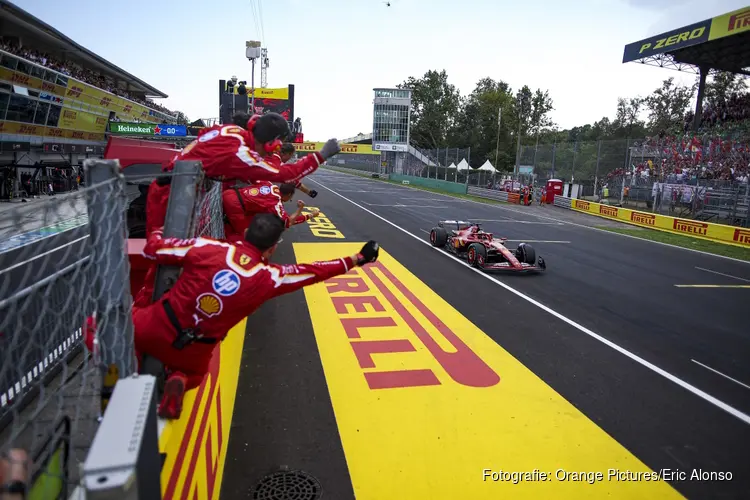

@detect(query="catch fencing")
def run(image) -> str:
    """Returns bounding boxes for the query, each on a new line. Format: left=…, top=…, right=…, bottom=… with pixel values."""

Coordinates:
left=0, top=159, right=225, bottom=498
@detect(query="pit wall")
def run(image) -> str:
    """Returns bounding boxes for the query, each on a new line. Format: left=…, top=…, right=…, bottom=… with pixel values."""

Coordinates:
left=389, top=174, right=468, bottom=195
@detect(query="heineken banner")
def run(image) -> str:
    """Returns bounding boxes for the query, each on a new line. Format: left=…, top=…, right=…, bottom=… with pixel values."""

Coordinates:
left=108, top=122, right=188, bottom=137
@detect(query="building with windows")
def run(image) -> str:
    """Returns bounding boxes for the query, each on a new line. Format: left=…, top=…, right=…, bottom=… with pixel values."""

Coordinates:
left=372, top=88, right=411, bottom=153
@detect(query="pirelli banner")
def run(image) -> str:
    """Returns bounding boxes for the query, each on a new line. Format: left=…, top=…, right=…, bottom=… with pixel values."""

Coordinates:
left=293, top=142, right=380, bottom=155
left=566, top=197, right=750, bottom=248
left=622, top=6, right=750, bottom=63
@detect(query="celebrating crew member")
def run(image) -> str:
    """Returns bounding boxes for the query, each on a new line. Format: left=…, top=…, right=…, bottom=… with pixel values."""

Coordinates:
left=279, top=143, right=318, bottom=199
left=146, top=112, right=340, bottom=236
left=222, top=181, right=319, bottom=241
left=134, top=213, right=380, bottom=418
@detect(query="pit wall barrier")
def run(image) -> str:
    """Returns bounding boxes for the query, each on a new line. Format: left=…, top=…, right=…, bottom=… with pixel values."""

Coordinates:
left=389, top=174, right=468, bottom=195
left=467, top=186, right=521, bottom=204
left=553, top=195, right=750, bottom=248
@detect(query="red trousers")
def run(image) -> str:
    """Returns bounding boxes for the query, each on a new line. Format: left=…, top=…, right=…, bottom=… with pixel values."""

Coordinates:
left=132, top=305, right=217, bottom=390
left=133, top=264, right=157, bottom=309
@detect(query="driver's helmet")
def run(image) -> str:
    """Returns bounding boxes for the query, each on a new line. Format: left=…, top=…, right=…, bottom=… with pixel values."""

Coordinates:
left=470, top=225, right=480, bottom=232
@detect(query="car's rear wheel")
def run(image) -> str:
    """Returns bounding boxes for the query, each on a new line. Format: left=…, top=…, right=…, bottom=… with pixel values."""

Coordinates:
left=467, top=243, right=487, bottom=268
left=430, top=227, right=448, bottom=247
left=515, top=243, right=536, bottom=264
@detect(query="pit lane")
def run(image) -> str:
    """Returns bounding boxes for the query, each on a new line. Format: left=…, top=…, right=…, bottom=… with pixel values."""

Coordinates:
left=222, top=168, right=749, bottom=500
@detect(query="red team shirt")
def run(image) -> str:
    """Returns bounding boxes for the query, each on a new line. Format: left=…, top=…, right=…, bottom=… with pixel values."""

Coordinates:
left=223, top=181, right=309, bottom=241
left=146, top=124, right=324, bottom=235
left=137, top=230, right=354, bottom=340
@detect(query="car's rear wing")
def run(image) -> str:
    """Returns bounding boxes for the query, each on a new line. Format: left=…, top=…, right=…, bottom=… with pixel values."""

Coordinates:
left=438, top=220, right=478, bottom=231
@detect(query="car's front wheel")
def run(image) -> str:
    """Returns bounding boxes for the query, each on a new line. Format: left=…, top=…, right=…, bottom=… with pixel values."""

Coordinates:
left=467, top=243, right=487, bottom=268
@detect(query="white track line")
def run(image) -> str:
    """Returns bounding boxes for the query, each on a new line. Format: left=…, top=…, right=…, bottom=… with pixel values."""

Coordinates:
left=695, top=267, right=750, bottom=283
left=317, top=169, right=750, bottom=265
left=309, top=175, right=750, bottom=426
left=691, top=360, right=750, bottom=391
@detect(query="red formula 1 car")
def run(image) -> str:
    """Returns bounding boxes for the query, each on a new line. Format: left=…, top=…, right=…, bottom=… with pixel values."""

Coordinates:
left=429, top=220, right=546, bottom=272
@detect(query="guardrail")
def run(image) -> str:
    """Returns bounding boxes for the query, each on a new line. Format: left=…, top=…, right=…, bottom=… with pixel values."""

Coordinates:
left=553, top=195, right=750, bottom=248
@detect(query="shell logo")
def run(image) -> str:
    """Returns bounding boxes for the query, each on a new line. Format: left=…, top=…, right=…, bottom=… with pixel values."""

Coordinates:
left=196, top=293, right=223, bottom=318
left=248, top=188, right=260, bottom=196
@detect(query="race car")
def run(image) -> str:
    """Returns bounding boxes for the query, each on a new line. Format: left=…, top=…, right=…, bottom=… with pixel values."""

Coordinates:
left=429, top=220, right=546, bottom=272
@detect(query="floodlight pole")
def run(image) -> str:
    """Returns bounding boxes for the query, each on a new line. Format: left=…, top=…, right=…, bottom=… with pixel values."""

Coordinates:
left=494, top=107, right=502, bottom=171
left=246, top=41, right=262, bottom=115
left=251, top=58, right=256, bottom=113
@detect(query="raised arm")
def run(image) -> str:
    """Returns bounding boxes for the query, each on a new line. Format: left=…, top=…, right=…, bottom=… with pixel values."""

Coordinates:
left=265, top=241, right=379, bottom=298
left=142, top=229, right=200, bottom=266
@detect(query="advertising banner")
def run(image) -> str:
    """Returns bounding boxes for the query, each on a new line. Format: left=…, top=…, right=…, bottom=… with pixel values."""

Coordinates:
left=249, top=86, right=293, bottom=122
left=0, top=64, right=166, bottom=123
left=109, top=122, right=188, bottom=137
left=0, top=121, right=104, bottom=142
left=708, top=7, right=750, bottom=40
left=569, top=198, right=750, bottom=248
left=293, top=142, right=380, bottom=155
left=57, top=109, right=108, bottom=133
left=622, top=19, right=711, bottom=63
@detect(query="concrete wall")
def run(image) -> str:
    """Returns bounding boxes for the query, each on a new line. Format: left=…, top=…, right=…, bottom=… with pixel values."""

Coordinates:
left=389, top=174, right=468, bottom=194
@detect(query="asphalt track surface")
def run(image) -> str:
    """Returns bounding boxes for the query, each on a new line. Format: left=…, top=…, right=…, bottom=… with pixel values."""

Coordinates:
left=222, top=169, right=749, bottom=500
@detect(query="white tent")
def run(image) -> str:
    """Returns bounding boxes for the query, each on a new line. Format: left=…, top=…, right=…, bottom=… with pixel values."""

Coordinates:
left=478, top=160, right=495, bottom=172
left=448, top=162, right=457, bottom=170
left=456, top=159, right=469, bottom=171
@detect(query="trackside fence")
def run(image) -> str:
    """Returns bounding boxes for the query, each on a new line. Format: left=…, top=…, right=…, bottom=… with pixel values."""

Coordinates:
left=0, top=157, right=227, bottom=498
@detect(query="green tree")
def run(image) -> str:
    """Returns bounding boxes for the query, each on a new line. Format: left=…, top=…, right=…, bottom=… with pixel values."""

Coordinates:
left=643, top=78, right=695, bottom=133
left=449, top=77, right=516, bottom=169
left=704, top=71, right=748, bottom=107
left=397, top=70, right=461, bottom=149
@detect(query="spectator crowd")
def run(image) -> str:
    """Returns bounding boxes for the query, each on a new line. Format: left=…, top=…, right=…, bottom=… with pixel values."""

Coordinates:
left=0, top=37, right=177, bottom=118
left=607, top=134, right=750, bottom=185
left=684, top=92, right=750, bottom=136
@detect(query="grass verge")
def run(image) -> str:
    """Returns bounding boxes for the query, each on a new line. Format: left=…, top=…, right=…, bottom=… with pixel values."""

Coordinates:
left=596, top=226, right=750, bottom=261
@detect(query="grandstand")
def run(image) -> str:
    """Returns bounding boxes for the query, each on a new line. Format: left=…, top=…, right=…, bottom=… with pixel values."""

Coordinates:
left=0, top=0, right=180, bottom=201
left=622, top=6, right=750, bottom=131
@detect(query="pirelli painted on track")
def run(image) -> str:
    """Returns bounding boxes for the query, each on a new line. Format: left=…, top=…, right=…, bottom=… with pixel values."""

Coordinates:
left=295, top=242, right=682, bottom=500
left=557, top=196, right=750, bottom=248
left=158, top=319, right=247, bottom=499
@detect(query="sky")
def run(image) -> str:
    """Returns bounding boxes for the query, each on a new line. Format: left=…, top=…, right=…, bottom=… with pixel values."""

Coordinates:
left=12, top=0, right=750, bottom=142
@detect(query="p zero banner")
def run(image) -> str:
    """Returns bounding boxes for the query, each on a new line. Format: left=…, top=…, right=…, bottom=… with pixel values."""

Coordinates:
left=568, top=198, right=750, bottom=248
left=109, top=122, right=188, bottom=137
left=0, top=121, right=104, bottom=142
left=622, top=19, right=711, bottom=63
left=293, top=142, right=380, bottom=155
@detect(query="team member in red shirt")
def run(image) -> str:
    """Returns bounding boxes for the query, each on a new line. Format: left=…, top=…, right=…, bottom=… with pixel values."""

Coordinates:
left=146, top=112, right=340, bottom=235
left=279, top=143, right=318, bottom=199
left=222, top=181, right=319, bottom=241
left=134, top=213, right=380, bottom=418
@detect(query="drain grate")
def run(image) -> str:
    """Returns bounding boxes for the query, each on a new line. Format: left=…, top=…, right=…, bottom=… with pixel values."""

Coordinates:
left=251, top=469, right=323, bottom=500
